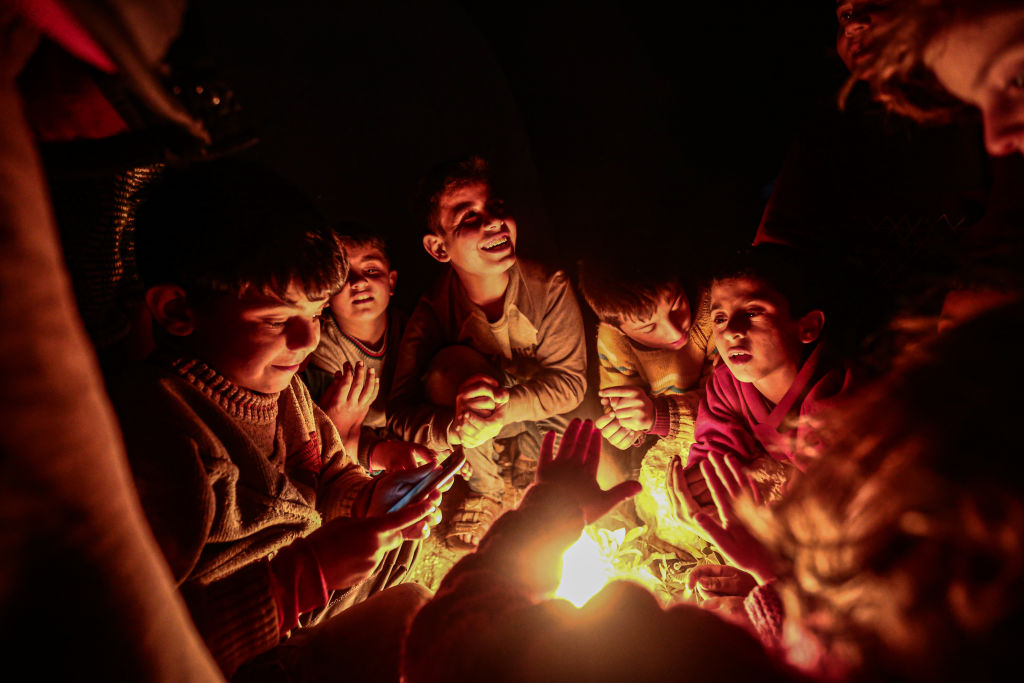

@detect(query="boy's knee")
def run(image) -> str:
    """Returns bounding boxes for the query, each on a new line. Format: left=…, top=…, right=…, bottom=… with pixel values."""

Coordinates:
left=424, top=344, right=501, bottom=406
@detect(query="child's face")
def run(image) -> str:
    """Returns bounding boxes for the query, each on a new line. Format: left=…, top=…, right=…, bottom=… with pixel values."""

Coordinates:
left=925, top=7, right=1024, bottom=156
left=710, top=277, right=808, bottom=386
left=187, top=282, right=328, bottom=394
left=617, top=289, right=692, bottom=350
left=330, top=245, right=396, bottom=325
left=428, top=181, right=518, bottom=278
left=835, top=1, right=889, bottom=73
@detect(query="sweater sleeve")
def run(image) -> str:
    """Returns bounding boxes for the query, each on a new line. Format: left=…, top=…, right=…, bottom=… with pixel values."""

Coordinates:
left=504, top=271, right=588, bottom=424
left=120, top=424, right=282, bottom=677
left=386, top=298, right=457, bottom=453
left=686, top=367, right=767, bottom=467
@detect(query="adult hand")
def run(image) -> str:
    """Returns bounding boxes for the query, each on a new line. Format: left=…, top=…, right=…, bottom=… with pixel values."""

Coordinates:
left=320, top=362, right=379, bottom=452
left=599, top=386, right=655, bottom=432
left=594, top=412, right=637, bottom=450
left=368, top=440, right=437, bottom=472
left=308, top=494, right=439, bottom=590
left=687, top=564, right=758, bottom=601
left=694, top=454, right=777, bottom=584
left=536, top=419, right=641, bottom=524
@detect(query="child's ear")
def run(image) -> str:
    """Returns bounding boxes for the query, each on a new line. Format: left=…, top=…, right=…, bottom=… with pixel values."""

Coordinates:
left=145, top=285, right=196, bottom=337
left=797, top=310, right=826, bottom=344
left=422, top=234, right=450, bottom=263
left=388, top=269, right=398, bottom=294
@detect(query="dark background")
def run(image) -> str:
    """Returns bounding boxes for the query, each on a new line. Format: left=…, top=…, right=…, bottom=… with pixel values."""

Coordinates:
left=191, top=0, right=843, bottom=312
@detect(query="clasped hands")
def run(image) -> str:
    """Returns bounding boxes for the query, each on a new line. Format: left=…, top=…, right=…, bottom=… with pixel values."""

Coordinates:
left=595, top=385, right=655, bottom=450
left=447, top=374, right=509, bottom=449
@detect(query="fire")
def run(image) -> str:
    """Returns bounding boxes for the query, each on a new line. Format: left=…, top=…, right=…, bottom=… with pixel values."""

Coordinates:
left=554, top=525, right=662, bottom=607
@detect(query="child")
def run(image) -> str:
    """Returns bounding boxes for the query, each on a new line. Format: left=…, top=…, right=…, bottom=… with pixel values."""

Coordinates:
left=388, top=156, right=588, bottom=548
left=578, top=254, right=715, bottom=461
left=111, top=160, right=442, bottom=680
left=579, top=253, right=718, bottom=555
left=674, top=246, right=856, bottom=530
left=303, top=230, right=433, bottom=473
left=697, top=300, right=1024, bottom=681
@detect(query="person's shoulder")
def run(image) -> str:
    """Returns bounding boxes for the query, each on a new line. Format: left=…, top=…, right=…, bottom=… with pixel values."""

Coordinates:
left=516, top=259, right=568, bottom=288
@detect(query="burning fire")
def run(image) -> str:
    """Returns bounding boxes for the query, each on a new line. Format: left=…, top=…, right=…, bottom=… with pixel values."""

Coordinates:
left=554, top=525, right=663, bottom=607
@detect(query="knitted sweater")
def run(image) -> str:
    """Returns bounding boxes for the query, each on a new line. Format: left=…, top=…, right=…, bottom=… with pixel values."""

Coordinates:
left=596, top=288, right=716, bottom=448
left=304, top=307, right=407, bottom=467
left=388, top=260, right=587, bottom=453
left=687, top=342, right=856, bottom=469
left=112, top=351, right=374, bottom=675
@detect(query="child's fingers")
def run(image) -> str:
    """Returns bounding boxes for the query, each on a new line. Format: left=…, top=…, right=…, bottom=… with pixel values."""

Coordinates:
left=598, top=386, right=642, bottom=399
left=555, top=418, right=583, bottom=462
left=722, top=454, right=750, bottom=498
left=347, top=362, right=368, bottom=402
left=709, top=453, right=743, bottom=499
left=539, top=429, right=557, bottom=470
left=357, top=369, right=378, bottom=405
left=700, top=459, right=736, bottom=525
left=694, top=511, right=730, bottom=549
left=371, top=495, right=437, bottom=533
left=746, top=473, right=763, bottom=505
left=594, top=412, right=615, bottom=431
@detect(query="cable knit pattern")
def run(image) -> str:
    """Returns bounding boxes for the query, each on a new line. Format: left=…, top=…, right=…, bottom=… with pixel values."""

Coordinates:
left=166, top=354, right=279, bottom=423
left=744, top=582, right=784, bottom=651
left=112, top=351, right=373, bottom=677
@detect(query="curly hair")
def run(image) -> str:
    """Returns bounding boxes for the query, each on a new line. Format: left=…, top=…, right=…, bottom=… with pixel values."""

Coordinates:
left=845, top=0, right=1023, bottom=123
left=746, top=299, right=1024, bottom=680
left=411, top=156, right=492, bottom=236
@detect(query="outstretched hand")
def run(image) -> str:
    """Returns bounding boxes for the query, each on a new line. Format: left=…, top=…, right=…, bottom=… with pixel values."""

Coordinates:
left=309, top=493, right=439, bottom=590
left=536, top=419, right=641, bottom=524
left=693, top=454, right=777, bottom=584
left=320, top=361, right=379, bottom=453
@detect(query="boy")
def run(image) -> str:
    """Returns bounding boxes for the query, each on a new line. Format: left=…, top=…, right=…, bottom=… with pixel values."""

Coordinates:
left=388, top=156, right=588, bottom=548
left=112, top=161, right=442, bottom=680
left=303, top=230, right=433, bottom=473
left=579, top=254, right=718, bottom=554
left=578, top=255, right=716, bottom=461
left=672, top=246, right=856, bottom=529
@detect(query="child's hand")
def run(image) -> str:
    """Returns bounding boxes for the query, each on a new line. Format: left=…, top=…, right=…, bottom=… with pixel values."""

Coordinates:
left=320, top=362, right=379, bottom=452
left=693, top=454, right=777, bottom=585
left=599, top=386, right=655, bottom=432
left=668, top=456, right=715, bottom=520
left=594, top=412, right=638, bottom=450
left=535, top=419, right=642, bottom=524
left=687, top=564, right=758, bottom=601
left=368, top=440, right=437, bottom=472
left=366, top=463, right=445, bottom=529
left=451, top=374, right=509, bottom=449
left=308, top=494, right=438, bottom=589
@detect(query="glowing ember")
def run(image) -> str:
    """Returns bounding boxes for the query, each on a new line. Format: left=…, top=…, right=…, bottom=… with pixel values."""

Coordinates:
left=555, top=525, right=662, bottom=607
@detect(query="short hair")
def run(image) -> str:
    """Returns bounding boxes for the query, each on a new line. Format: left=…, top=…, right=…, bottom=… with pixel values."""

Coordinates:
left=578, top=254, right=684, bottom=327
left=747, top=300, right=1024, bottom=679
left=849, top=0, right=1021, bottom=123
left=135, top=159, right=347, bottom=302
left=331, top=223, right=392, bottom=271
left=709, top=244, right=829, bottom=318
left=412, top=156, right=492, bottom=236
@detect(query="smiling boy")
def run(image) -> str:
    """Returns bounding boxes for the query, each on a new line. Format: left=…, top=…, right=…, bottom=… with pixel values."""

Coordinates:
left=674, top=246, right=856, bottom=526
left=111, top=161, right=442, bottom=679
left=388, top=156, right=587, bottom=548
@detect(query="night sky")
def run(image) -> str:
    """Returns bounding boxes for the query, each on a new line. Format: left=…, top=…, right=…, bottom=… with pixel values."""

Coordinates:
left=190, top=1, right=842, bottom=311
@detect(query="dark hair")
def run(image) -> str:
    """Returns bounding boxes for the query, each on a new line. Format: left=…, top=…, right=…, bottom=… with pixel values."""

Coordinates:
left=331, top=223, right=392, bottom=271
left=412, top=156, right=492, bottom=236
left=710, top=245, right=829, bottom=318
left=135, top=159, right=347, bottom=302
left=849, top=0, right=1022, bottom=123
left=578, top=254, right=685, bottom=327
left=749, top=299, right=1024, bottom=680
